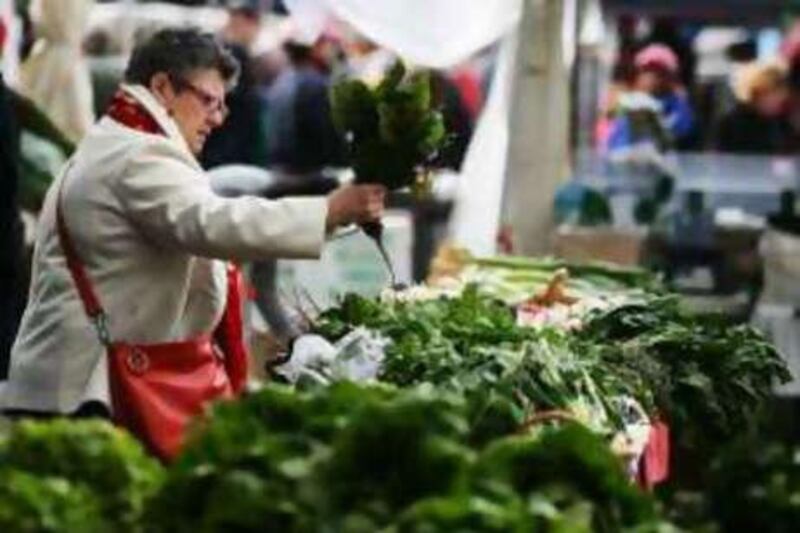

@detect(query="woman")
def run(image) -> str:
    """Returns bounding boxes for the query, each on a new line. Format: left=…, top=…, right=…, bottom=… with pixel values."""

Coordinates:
left=606, top=44, right=695, bottom=152
left=0, top=28, right=385, bottom=457
left=716, top=62, right=794, bottom=154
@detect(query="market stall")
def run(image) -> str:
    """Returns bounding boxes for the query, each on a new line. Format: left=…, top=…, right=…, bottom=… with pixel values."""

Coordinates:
left=0, top=253, right=792, bottom=531
left=1, top=2, right=798, bottom=532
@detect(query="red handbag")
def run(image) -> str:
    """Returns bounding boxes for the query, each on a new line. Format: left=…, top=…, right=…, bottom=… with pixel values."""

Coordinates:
left=55, top=185, right=239, bottom=461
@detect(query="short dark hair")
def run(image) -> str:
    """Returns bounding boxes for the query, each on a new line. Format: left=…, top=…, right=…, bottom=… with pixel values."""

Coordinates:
left=125, top=27, right=240, bottom=91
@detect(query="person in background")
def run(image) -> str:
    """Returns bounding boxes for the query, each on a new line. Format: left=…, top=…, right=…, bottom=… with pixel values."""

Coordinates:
left=449, top=62, right=484, bottom=122
left=596, top=17, right=638, bottom=149
left=715, top=62, right=793, bottom=154
left=263, top=40, right=344, bottom=178
left=431, top=72, right=474, bottom=171
left=605, top=45, right=694, bottom=154
left=595, top=61, right=638, bottom=149
left=200, top=0, right=267, bottom=169
left=631, top=44, right=695, bottom=148
left=308, top=32, right=347, bottom=77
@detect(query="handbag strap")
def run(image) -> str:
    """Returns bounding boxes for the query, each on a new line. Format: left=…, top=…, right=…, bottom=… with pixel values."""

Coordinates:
left=54, top=88, right=163, bottom=347
left=55, top=175, right=112, bottom=346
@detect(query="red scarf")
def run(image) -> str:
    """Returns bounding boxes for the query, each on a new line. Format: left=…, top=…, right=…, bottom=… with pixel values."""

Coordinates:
left=106, top=89, right=249, bottom=393
left=107, top=89, right=164, bottom=135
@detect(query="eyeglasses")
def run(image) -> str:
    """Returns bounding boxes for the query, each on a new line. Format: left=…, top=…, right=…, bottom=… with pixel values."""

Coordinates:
left=172, top=77, right=229, bottom=120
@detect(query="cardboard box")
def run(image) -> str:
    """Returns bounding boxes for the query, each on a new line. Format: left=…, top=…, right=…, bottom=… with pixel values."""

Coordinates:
left=552, top=225, right=648, bottom=266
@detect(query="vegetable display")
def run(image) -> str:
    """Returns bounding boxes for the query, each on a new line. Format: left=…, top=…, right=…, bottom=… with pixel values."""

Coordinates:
left=0, top=252, right=791, bottom=532
left=313, top=268, right=788, bottom=452
left=428, top=246, right=661, bottom=304
left=313, top=286, right=631, bottom=445
left=148, top=383, right=662, bottom=533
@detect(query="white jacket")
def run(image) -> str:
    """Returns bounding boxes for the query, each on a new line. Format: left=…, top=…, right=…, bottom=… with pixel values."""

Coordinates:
left=1, top=85, right=328, bottom=413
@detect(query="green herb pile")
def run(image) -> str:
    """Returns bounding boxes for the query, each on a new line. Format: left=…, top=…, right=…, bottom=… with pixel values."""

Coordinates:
left=0, top=419, right=164, bottom=532
left=314, top=283, right=789, bottom=450
left=147, top=382, right=662, bottom=533
left=315, top=286, right=634, bottom=443
left=577, top=297, right=791, bottom=450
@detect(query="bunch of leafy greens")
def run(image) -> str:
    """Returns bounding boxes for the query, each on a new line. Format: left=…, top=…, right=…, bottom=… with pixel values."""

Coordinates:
left=148, top=383, right=662, bottom=532
left=0, top=470, right=106, bottom=533
left=392, top=425, right=667, bottom=533
left=575, top=297, right=791, bottom=451
left=0, top=419, right=164, bottom=532
left=470, top=426, right=660, bottom=532
left=148, top=383, right=470, bottom=532
left=313, top=286, right=635, bottom=444
left=329, top=60, right=446, bottom=190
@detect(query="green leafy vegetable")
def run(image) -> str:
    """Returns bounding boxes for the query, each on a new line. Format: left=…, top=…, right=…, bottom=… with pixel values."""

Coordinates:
left=0, top=419, right=164, bottom=532
left=148, top=383, right=662, bottom=532
left=473, top=425, right=657, bottom=532
left=0, top=470, right=106, bottom=533
left=330, top=60, right=446, bottom=190
left=666, top=436, right=800, bottom=532
left=577, top=298, right=791, bottom=450
left=315, top=286, right=635, bottom=445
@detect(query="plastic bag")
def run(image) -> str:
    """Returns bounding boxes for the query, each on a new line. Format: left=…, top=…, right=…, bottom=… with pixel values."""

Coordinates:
left=276, top=328, right=388, bottom=386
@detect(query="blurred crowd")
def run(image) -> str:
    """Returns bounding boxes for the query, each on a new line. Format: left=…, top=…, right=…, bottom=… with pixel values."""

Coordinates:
left=4, top=0, right=489, bottom=180
left=597, top=16, right=800, bottom=157
left=105, top=2, right=482, bottom=177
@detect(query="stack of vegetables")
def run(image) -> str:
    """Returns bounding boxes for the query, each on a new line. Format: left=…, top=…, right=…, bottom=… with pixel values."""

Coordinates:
left=145, top=384, right=665, bottom=532
left=3, top=394, right=797, bottom=531
left=312, top=266, right=789, bottom=460
left=0, top=385, right=670, bottom=532
left=0, top=420, right=163, bottom=532
left=314, top=286, right=632, bottom=445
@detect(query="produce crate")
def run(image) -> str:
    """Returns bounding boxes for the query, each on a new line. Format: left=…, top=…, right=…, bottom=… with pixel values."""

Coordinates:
left=552, top=225, right=648, bottom=266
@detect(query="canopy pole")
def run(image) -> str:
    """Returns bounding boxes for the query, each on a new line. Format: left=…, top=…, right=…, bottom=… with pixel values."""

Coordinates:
left=502, top=0, right=575, bottom=255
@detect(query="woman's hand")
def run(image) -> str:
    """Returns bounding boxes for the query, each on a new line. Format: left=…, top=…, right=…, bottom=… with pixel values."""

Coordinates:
left=326, top=184, right=386, bottom=231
